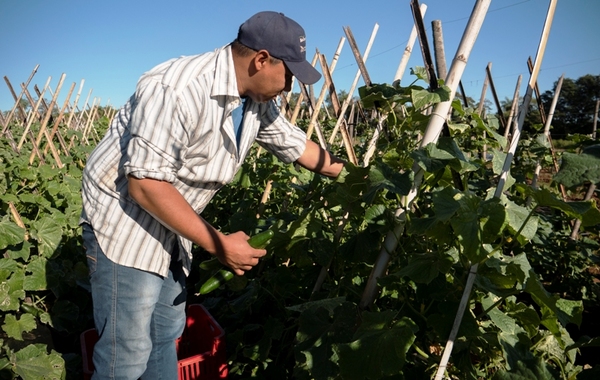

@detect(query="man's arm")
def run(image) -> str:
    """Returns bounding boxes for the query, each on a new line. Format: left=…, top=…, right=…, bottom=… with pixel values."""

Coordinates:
left=295, top=139, right=345, bottom=178
left=127, top=176, right=264, bottom=275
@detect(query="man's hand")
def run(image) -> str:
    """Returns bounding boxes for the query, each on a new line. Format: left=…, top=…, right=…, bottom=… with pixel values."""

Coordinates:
left=215, top=231, right=267, bottom=275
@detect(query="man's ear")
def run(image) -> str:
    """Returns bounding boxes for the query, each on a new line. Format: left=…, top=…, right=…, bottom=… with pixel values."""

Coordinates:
left=253, top=50, right=270, bottom=71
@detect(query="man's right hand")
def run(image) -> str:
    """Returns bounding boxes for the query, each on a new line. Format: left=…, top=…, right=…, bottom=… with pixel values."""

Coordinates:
left=214, top=231, right=267, bottom=276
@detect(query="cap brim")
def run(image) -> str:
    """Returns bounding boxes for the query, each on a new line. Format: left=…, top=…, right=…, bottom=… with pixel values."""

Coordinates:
left=284, top=60, right=321, bottom=85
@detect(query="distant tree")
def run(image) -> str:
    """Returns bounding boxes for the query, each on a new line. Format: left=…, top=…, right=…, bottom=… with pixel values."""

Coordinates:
left=541, top=74, right=600, bottom=137
left=498, top=95, right=543, bottom=135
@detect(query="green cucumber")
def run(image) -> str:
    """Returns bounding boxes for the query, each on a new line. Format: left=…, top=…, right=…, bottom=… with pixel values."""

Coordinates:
left=199, top=257, right=222, bottom=271
left=199, top=269, right=235, bottom=294
left=247, top=229, right=274, bottom=249
left=197, top=229, right=274, bottom=295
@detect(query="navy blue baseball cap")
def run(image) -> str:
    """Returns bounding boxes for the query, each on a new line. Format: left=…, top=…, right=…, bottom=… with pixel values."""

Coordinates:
left=237, top=11, right=321, bottom=85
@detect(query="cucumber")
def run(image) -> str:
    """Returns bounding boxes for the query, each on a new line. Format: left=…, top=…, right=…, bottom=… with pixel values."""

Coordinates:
left=198, top=269, right=234, bottom=295
left=197, top=229, right=274, bottom=295
left=199, top=257, right=222, bottom=271
left=247, top=229, right=274, bottom=249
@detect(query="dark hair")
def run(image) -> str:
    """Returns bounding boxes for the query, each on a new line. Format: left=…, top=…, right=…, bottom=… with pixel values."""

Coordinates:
left=231, top=39, right=282, bottom=65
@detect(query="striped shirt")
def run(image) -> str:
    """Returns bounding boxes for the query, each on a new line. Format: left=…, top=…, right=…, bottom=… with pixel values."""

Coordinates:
left=80, top=45, right=307, bottom=277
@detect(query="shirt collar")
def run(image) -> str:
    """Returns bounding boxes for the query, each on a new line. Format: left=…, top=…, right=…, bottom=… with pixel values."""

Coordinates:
left=212, top=45, right=241, bottom=105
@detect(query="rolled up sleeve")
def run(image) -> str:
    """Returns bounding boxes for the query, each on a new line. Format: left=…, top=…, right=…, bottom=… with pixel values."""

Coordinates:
left=255, top=101, right=307, bottom=164
left=124, top=79, right=188, bottom=183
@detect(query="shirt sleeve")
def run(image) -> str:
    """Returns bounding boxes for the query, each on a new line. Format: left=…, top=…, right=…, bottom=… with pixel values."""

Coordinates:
left=255, top=101, right=307, bottom=164
left=124, top=79, right=189, bottom=183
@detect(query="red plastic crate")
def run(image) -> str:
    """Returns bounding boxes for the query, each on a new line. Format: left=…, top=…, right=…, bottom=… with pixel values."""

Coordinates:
left=81, top=304, right=228, bottom=380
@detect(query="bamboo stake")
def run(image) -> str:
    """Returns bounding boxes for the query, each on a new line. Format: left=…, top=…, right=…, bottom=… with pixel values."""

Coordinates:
left=18, top=78, right=51, bottom=150
left=4, top=77, right=28, bottom=124
left=570, top=184, right=596, bottom=240
left=532, top=74, right=564, bottom=189
left=503, top=75, right=522, bottom=141
left=435, top=2, right=557, bottom=379
left=306, top=37, right=345, bottom=140
left=290, top=52, right=319, bottom=124
left=76, top=88, right=94, bottom=131
left=592, top=99, right=599, bottom=139
left=477, top=64, right=490, bottom=116
left=485, top=64, right=506, bottom=127
left=432, top=20, right=448, bottom=81
left=360, top=0, right=491, bottom=311
left=8, top=202, right=28, bottom=241
left=479, top=63, right=491, bottom=160
left=82, top=99, right=100, bottom=144
left=67, top=80, right=86, bottom=148
left=44, top=81, right=76, bottom=156
left=394, top=4, right=427, bottom=84
left=411, top=0, right=437, bottom=89
left=328, top=24, right=379, bottom=145
left=2, top=65, right=38, bottom=133
left=29, top=74, right=66, bottom=166
left=528, top=57, right=547, bottom=125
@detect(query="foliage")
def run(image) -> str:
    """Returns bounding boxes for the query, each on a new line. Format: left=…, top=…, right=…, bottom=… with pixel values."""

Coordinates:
left=0, top=118, right=109, bottom=378
left=540, top=74, right=600, bottom=137
left=2, top=70, right=599, bottom=379
left=186, top=72, right=600, bottom=379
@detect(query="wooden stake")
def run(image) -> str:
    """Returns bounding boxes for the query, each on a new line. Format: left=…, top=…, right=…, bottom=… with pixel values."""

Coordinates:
left=290, top=52, right=318, bottom=124
left=328, top=23, right=379, bottom=145
left=411, top=0, right=437, bottom=89
left=29, top=73, right=66, bottom=166
left=44, top=81, right=76, bottom=156
left=504, top=75, right=522, bottom=141
left=485, top=64, right=506, bottom=127
left=18, top=77, right=51, bottom=150
left=306, top=37, right=345, bottom=141
left=394, top=3, right=427, bottom=84
left=1, top=64, right=38, bottom=134
left=592, top=99, right=599, bottom=139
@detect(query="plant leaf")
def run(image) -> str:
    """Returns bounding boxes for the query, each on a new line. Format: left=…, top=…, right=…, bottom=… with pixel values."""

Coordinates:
left=2, top=313, right=36, bottom=341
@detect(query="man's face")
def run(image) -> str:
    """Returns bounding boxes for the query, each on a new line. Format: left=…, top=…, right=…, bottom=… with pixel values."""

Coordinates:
left=248, top=58, right=293, bottom=103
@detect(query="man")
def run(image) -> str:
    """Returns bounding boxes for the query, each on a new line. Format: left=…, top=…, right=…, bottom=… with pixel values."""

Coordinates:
left=80, top=10, right=344, bottom=379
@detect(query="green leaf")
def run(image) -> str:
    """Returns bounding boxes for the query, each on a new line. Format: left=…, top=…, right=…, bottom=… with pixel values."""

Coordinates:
left=2, top=313, right=36, bottom=340
left=0, top=268, right=25, bottom=311
left=335, top=314, right=417, bottom=379
left=294, top=302, right=358, bottom=379
left=449, top=193, right=505, bottom=262
left=432, top=186, right=460, bottom=222
left=0, top=258, right=20, bottom=282
left=364, top=163, right=412, bottom=202
left=395, top=252, right=453, bottom=284
left=492, top=357, right=560, bottom=379
left=4, top=240, right=33, bottom=261
left=30, top=216, right=63, bottom=257
left=553, top=150, right=600, bottom=188
left=14, top=344, right=65, bottom=380
left=491, top=149, right=516, bottom=189
left=411, top=85, right=450, bottom=110
left=23, top=256, right=48, bottom=291
left=0, top=216, right=26, bottom=250
left=287, top=297, right=346, bottom=314
left=530, top=187, right=600, bottom=227
left=504, top=199, right=538, bottom=245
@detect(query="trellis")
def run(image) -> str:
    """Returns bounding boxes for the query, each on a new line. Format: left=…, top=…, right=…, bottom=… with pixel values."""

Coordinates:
left=1, top=67, right=116, bottom=168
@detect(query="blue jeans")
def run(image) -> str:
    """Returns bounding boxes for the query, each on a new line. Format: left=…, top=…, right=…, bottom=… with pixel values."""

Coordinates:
left=82, top=224, right=187, bottom=380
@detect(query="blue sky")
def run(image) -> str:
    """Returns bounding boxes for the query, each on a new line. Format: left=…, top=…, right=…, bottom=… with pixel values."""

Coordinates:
left=1, top=0, right=598, bottom=112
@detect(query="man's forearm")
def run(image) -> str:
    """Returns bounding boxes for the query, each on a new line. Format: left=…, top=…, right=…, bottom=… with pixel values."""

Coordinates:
left=296, top=139, right=345, bottom=178
left=127, top=175, right=225, bottom=254
left=126, top=176, right=265, bottom=275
